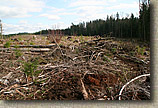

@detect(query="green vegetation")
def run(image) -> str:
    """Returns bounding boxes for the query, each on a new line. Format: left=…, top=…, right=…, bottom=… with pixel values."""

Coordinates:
left=4, top=41, right=11, bottom=48
left=18, top=37, right=23, bottom=41
left=75, top=48, right=80, bottom=54
left=106, top=53, right=112, bottom=57
left=22, top=58, right=41, bottom=80
left=79, top=35, right=84, bottom=42
left=103, top=55, right=110, bottom=62
left=30, top=42, right=35, bottom=45
left=13, top=44, right=23, bottom=58
left=111, top=48, right=117, bottom=54
left=64, top=0, right=150, bottom=42
left=136, top=46, right=146, bottom=55
left=15, top=50, right=23, bottom=58
left=14, top=44, right=19, bottom=48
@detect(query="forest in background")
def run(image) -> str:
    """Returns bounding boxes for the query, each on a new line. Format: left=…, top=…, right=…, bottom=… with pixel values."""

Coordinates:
left=3, top=0, right=150, bottom=42
left=33, top=0, right=150, bottom=42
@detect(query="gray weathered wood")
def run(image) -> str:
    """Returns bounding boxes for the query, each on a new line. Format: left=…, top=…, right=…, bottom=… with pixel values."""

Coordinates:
left=0, top=44, right=56, bottom=48
left=0, top=48, right=51, bottom=52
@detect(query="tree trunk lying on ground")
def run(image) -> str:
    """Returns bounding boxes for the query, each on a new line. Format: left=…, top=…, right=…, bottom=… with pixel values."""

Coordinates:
left=0, top=44, right=56, bottom=48
left=0, top=48, right=51, bottom=52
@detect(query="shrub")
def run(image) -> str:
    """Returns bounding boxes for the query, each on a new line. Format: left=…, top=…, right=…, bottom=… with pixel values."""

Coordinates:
left=80, top=35, right=84, bottom=42
left=136, top=46, right=146, bottom=55
left=30, top=42, right=34, bottom=45
left=111, top=48, right=116, bottom=54
left=4, top=41, right=11, bottom=48
left=22, top=58, right=41, bottom=81
left=15, top=50, right=22, bottom=58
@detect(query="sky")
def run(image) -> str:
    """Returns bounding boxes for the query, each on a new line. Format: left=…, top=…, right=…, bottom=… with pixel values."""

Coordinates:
left=0, top=0, right=140, bottom=34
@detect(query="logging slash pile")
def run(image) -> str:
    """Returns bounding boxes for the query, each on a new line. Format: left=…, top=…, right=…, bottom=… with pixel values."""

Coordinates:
left=0, top=35, right=150, bottom=100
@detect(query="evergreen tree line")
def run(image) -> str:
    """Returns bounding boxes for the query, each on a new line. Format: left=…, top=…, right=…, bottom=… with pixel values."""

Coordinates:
left=64, top=0, right=150, bottom=41
left=34, top=0, right=150, bottom=41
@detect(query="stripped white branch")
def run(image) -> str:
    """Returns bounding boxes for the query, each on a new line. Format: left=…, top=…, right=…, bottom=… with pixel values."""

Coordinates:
left=95, top=52, right=104, bottom=61
left=51, top=34, right=64, bottom=56
left=2, top=72, right=13, bottom=79
left=119, top=73, right=150, bottom=100
left=89, top=51, right=96, bottom=62
left=80, top=79, right=89, bottom=100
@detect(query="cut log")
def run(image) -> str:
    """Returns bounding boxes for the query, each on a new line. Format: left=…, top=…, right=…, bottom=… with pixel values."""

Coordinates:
left=0, top=44, right=56, bottom=48
left=117, top=54, right=148, bottom=65
left=0, top=48, right=51, bottom=52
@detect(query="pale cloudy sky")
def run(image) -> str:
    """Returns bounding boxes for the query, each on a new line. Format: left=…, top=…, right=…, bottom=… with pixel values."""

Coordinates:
left=0, top=0, right=139, bottom=34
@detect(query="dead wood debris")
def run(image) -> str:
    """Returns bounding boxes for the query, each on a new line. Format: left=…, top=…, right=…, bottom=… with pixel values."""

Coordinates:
left=0, top=37, right=150, bottom=100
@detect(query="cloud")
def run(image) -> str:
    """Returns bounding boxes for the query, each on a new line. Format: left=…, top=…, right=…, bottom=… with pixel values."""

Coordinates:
left=66, top=0, right=118, bottom=23
left=0, top=0, right=44, bottom=18
left=0, top=6, right=32, bottom=18
left=75, top=6, right=105, bottom=16
left=3, top=21, right=70, bottom=34
left=69, top=0, right=115, bottom=7
left=66, top=0, right=139, bottom=23
left=67, top=5, right=107, bottom=23
left=3, top=22, right=50, bottom=34
left=39, top=14, right=61, bottom=20
left=105, top=2, right=139, bottom=18
left=106, top=2, right=139, bottom=10
left=48, top=7, right=66, bottom=13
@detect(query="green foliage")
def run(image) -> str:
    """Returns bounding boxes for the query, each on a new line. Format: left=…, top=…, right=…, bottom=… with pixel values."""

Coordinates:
left=103, top=55, right=110, bottom=62
left=59, top=43, right=63, bottom=47
left=22, top=58, right=41, bottom=78
left=17, top=60, right=24, bottom=64
left=30, top=42, right=34, bottom=45
left=106, top=53, right=112, bottom=57
left=14, top=44, right=22, bottom=58
left=75, top=48, right=80, bottom=54
left=4, top=41, right=11, bottom=48
left=141, top=47, right=146, bottom=55
left=111, top=48, right=116, bottom=53
left=14, top=44, right=19, bottom=48
left=136, top=46, right=145, bottom=55
left=129, top=51, right=135, bottom=56
left=15, top=50, right=23, bottom=58
left=18, top=37, right=22, bottom=41
left=72, top=76, right=76, bottom=79
left=80, top=35, right=84, bottom=42
left=69, top=37, right=73, bottom=41
left=41, top=36, right=45, bottom=40
left=32, top=36, right=35, bottom=40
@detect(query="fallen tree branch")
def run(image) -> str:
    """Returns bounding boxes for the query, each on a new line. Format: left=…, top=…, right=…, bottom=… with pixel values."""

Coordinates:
left=0, top=48, right=51, bottom=52
left=51, top=34, right=64, bottom=56
left=119, top=73, right=150, bottom=100
left=118, top=54, right=148, bottom=65
left=15, top=89, right=26, bottom=99
left=80, top=79, right=89, bottom=100
left=95, top=52, right=104, bottom=61
left=73, top=55, right=91, bottom=61
left=0, top=44, right=55, bottom=48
